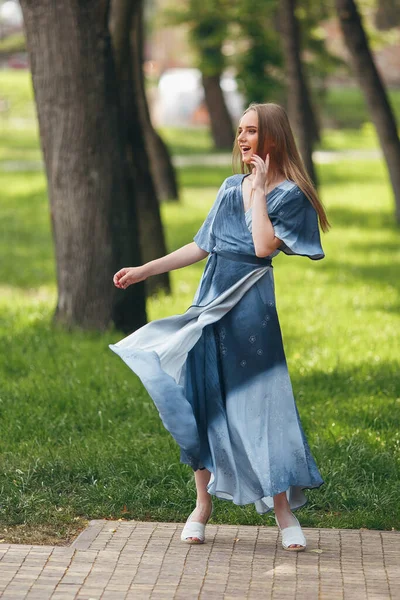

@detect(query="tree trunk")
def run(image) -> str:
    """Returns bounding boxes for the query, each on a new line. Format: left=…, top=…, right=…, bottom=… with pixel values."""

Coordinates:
left=305, top=96, right=321, bottom=145
left=279, top=0, right=318, bottom=186
left=374, top=0, right=400, bottom=30
left=336, top=0, right=400, bottom=223
left=110, top=0, right=170, bottom=295
left=131, top=0, right=179, bottom=202
left=20, top=0, right=146, bottom=332
left=202, top=73, right=235, bottom=150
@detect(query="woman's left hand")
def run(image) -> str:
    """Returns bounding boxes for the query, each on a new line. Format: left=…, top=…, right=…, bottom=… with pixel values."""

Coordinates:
left=251, top=153, right=270, bottom=190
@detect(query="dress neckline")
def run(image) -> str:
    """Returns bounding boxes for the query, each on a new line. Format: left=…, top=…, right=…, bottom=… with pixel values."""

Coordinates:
left=240, top=173, right=289, bottom=214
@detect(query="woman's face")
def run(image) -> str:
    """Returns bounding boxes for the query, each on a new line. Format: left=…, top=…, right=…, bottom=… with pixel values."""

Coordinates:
left=237, top=110, right=258, bottom=167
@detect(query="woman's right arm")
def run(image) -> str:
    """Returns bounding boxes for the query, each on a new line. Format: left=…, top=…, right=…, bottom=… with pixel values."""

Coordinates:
left=113, top=242, right=209, bottom=289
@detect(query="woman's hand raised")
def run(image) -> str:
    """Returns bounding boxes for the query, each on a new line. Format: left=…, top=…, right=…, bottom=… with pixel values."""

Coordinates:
left=250, top=153, right=270, bottom=191
left=113, top=266, right=148, bottom=289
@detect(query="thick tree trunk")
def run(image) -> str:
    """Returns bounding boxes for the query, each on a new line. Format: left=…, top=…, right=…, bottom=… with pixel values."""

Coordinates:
left=279, top=0, right=318, bottom=186
left=20, top=0, right=146, bottom=332
left=110, top=0, right=170, bottom=295
left=131, top=0, right=179, bottom=202
left=202, top=73, right=235, bottom=150
left=336, top=0, right=400, bottom=223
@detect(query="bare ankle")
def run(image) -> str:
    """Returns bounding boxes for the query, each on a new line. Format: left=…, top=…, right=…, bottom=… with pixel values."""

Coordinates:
left=196, top=496, right=212, bottom=508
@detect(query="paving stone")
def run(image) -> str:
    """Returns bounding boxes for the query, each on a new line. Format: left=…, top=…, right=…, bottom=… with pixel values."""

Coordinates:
left=0, top=521, right=399, bottom=599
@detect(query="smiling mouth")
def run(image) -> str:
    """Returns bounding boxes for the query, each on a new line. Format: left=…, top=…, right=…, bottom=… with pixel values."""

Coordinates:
left=241, top=147, right=251, bottom=153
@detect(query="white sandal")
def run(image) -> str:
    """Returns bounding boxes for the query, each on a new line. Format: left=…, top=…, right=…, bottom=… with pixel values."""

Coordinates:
left=275, top=512, right=306, bottom=552
left=180, top=503, right=213, bottom=544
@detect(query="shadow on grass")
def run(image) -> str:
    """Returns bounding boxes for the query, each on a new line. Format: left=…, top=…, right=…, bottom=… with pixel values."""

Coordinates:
left=320, top=259, right=399, bottom=298
left=0, top=312, right=399, bottom=529
left=291, top=361, right=400, bottom=427
left=327, top=206, right=396, bottom=230
left=317, top=224, right=399, bottom=309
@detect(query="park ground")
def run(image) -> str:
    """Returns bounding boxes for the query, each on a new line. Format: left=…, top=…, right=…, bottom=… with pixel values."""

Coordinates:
left=0, top=72, right=399, bottom=546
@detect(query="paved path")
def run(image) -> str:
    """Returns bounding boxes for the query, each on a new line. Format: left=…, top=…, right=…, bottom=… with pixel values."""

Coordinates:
left=0, top=520, right=398, bottom=599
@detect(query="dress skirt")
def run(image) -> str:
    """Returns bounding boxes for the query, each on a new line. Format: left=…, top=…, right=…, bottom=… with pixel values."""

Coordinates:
left=109, top=174, right=325, bottom=514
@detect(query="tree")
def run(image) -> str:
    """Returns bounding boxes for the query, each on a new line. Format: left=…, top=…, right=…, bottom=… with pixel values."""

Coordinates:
left=335, top=0, right=400, bottom=223
left=279, top=0, right=318, bottom=185
left=110, top=0, right=171, bottom=296
left=20, top=0, right=147, bottom=332
left=294, top=0, right=343, bottom=144
left=193, top=13, right=235, bottom=149
left=132, top=0, right=179, bottom=202
left=165, top=0, right=235, bottom=149
left=233, top=0, right=284, bottom=107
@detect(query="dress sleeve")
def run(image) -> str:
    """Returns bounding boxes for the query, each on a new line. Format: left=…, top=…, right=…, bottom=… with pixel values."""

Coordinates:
left=193, top=179, right=227, bottom=253
left=269, top=187, right=325, bottom=260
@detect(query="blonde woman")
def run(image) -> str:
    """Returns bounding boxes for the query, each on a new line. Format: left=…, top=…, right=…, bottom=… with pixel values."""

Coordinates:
left=110, top=102, right=330, bottom=552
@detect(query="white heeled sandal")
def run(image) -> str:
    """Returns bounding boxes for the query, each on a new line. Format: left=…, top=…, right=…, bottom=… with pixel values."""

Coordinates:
left=180, top=503, right=214, bottom=544
left=275, top=512, right=306, bottom=552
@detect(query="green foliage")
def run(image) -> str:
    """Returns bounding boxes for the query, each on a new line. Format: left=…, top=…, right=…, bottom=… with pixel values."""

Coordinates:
left=163, top=0, right=229, bottom=75
left=161, top=0, right=340, bottom=109
left=232, top=0, right=284, bottom=105
left=191, top=15, right=228, bottom=75
left=297, top=0, right=345, bottom=104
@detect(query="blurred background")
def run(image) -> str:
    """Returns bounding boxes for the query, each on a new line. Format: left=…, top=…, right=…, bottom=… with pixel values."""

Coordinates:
left=0, top=0, right=399, bottom=544
left=2, top=0, right=400, bottom=128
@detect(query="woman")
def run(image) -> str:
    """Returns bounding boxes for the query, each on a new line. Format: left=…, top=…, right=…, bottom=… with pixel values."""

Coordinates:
left=110, top=102, right=330, bottom=552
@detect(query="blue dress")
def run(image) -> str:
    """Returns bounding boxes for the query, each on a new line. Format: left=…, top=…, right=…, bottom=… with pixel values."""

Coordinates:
left=109, top=173, right=325, bottom=514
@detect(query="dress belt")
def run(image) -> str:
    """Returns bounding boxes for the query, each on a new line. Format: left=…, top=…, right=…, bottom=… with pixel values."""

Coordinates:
left=213, top=250, right=272, bottom=267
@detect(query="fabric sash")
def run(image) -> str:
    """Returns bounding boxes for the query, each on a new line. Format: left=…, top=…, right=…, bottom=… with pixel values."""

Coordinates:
left=213, top=250, right=273, bottom=267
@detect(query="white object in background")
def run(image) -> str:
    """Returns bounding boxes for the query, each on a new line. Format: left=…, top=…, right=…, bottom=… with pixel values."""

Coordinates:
left=153, top=67, right=244, bottom=127
left=0, top=1, right=23, bottom=27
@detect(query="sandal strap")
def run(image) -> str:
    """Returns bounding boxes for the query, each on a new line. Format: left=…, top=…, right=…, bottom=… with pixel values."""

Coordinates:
left=275, top=514, right=306, bottom=549
left=181, top=504, right=213, bottom=542
left=181, top=521, right=206, bottom=542
left=281, top=525, right=306, bottom=549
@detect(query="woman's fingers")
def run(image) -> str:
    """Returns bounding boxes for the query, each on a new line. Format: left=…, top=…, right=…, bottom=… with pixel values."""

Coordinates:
left=119, top=273, right=130, bottom=285
left=251, top=155, right=266, bottom=171
left=114, top=266, right=146, bottom=289
left=113, top=268, right=127, bottom=283
left=113, top=268, right=132, bottom=288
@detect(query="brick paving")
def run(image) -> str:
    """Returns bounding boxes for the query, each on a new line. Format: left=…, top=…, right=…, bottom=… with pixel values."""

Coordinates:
left=0, top=521, right=399, bottom=599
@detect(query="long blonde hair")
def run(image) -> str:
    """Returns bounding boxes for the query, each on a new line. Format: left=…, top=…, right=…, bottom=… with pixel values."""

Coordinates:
left=232, top=102, right=331, bottom=232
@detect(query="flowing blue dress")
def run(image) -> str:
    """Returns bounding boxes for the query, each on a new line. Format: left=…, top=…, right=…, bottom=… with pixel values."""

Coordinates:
left=109, top=173, right=325, bottom=514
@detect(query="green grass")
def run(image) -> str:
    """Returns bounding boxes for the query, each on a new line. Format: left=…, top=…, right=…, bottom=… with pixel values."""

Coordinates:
left=322, top=86, right=400, bottom=129
left=0, top=71, right=41, bottom=164
left=1, top=70, right=399, bottom=164
left=0, top=156, right=399, bottom=534
left=317, top=122, right=380, bottom=151
left=1, top=68, right=400, bottom=536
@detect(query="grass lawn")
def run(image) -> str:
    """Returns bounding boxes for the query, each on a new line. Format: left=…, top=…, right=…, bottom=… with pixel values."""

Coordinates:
left=0, top=70, right=400, bottom=544
left=322, top=86, right=400, bottom=129
left=1, top=70, right=399, bottom=164
left=0, top=156, right=399, bottom=544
